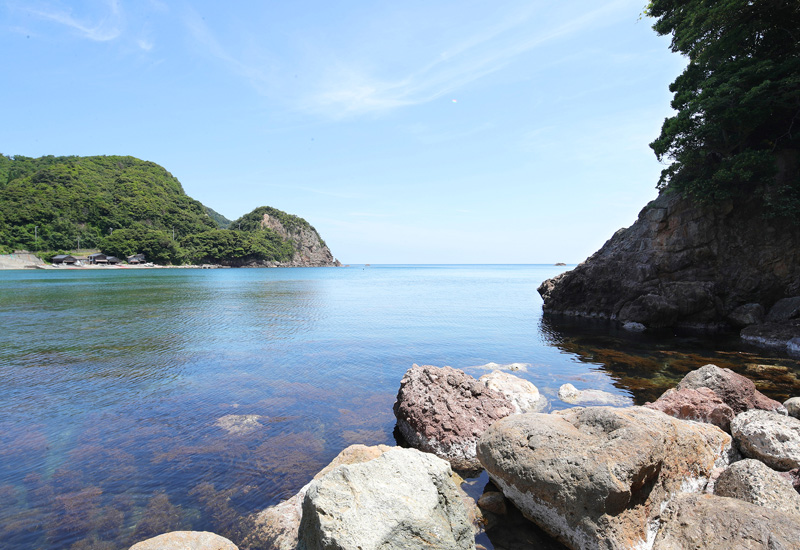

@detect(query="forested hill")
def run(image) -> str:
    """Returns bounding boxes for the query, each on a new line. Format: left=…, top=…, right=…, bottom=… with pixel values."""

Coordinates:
left=0, top=154, right=337, bottom=266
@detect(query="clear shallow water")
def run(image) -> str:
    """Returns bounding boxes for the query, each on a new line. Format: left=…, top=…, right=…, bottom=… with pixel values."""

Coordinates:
left=1, top=265, right=798, bottom=549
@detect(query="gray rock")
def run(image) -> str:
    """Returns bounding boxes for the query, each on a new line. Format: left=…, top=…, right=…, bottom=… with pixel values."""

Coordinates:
left=622, top=321, right=646, bottom=332
left=557, top=383, right=630, bottom=406
left=538, top=190, right=800, bottom=330
left=785, top=397, right=800, bottom=419
left=766, top=296, right=800, bottom=322
left=297, top=447, right=474, bottom=550
left=727, top=303, right=765, bottom=328
left=479, top=370, right=547, bottom=413
left=675, top=364, right=786, bottom=415
left=740, top=320, right=800, bottom=352
left=731, top=409, right=800, bottom=470
left=244, top=444, right=393, bottom=550
left=714, top=458, right=800, bottom=515
left=652, top=493, right=800, bottom=549
left=393, top=364, right=515, bottom=471
left=477, top=406, right=732, bottom=550
left=129, top=531, right=237, bottom=550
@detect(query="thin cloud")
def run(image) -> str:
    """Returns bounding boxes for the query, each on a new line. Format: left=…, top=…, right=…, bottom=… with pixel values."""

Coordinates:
left=307, top=0, right=633, bottom=117
left=19, top=0, right=123, bottom=42
left=182, top=8, right=273, bottom=94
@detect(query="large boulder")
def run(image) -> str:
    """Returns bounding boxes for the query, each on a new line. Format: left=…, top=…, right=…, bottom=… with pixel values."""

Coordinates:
left=785, top=396, right=800, bottom=419
left=731, top=409, right=800, bottom=470
left=297, top=447, right=474, bottom=550
left=478, top=370, right=547, bottom=413
left=244, top=444, right=393, bottom=550
left=645, top=386, right=735, bottom=432
left=713, top=458, right=800, bottom=514
left=651, top=493, right=800, bottom=549
left=129, top=531, right=237, bottom=550
left=393, top=364, right=515, bottom=471
left=476, top=406, right=732, bottom=550
left=675, top=364, right=785, bottom=415
left=537, top=191, right=800, bottom=330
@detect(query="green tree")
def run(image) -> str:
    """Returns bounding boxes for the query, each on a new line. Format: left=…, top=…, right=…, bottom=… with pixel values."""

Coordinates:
left=647, top=0, right=800, bottom=213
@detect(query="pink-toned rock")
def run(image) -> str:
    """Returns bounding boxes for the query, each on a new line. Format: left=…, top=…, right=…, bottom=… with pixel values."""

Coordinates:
left=129, top=531, right=237, bottom=550
left=393, top=364, right=515, bottom=471
left=645, top=386, right=735, bottom=432
left=676, top=364, right=786, bottom=415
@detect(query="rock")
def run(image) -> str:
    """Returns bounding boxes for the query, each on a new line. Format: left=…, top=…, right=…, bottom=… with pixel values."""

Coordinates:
left=675, top=364, right=786, bottom=415
left=477, top=406, right=732, bottom=550
left=477, top=491, right=508, bottom=516
left=214, top=414, right=265, bottom=435
left=471, top=362, right=530, bottom=372
left=766, top=296, right=800, bottom=322
left=777, top=468, right=800, bottom=493
left=785, top=397, right=800, bottom=419
left=713, top=458, right=800, bottom=514
left=557, top=383, right=630, bottom=406
left=622, top=321, right=646, bottom=332
left=479, top=371, right=547, bottom=413
left=297, top=447, right=474, bottom=550
left=393, top=364, right=515, bottom=471
left=244, top=444, right=393, bottom=550
left=645, top=387, right=735, bottom=432
left=741, top=319, right=800, bottom=352
left=789, top=337, right=800, bottom=357
left=538, top=191, right=800, bottom=330
left=652, top=493, right=800, bottom=549
left=129, top=531, right=237, bottom=550
left=727, top=303, right=765, bottom=328
left=731, top=409, right=800, bottom=470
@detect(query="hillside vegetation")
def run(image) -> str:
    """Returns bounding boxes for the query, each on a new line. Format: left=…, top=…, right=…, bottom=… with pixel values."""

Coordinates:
left=0, top=154, right=327, bottom=265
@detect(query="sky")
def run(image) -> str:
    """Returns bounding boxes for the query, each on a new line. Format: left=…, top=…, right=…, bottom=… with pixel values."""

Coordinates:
left=0, top=0, right=687, bottom=264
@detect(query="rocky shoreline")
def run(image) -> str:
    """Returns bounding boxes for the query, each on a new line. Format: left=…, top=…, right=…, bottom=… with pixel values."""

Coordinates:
left=130, top=362, right=800, bottom=550
left=538, top=192, right=800, bottom=357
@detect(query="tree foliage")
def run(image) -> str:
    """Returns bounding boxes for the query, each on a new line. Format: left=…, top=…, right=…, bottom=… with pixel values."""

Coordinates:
left=647, top=0, right=800, bottom=212
left=0, top=154, right=318, bottom=264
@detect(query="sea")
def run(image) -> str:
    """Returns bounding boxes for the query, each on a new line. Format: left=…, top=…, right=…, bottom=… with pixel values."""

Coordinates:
left=1, top=264, right=798, bottom=549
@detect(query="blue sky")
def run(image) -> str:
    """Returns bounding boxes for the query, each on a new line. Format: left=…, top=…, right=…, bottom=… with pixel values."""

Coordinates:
left=0, top=0, right=686, bottom=264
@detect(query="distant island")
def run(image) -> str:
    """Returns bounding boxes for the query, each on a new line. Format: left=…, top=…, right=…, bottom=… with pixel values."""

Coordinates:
left=0, top=154, right=339, bottom=267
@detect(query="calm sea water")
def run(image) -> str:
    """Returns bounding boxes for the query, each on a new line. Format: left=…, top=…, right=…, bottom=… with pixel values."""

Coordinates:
left=1, top=265, right=798, bottom=549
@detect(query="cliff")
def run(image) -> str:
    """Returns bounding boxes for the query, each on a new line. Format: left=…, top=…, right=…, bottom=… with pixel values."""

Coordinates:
left=229, top=206, right=339, bottom=267
left=538, top=191, right=800, bottom=338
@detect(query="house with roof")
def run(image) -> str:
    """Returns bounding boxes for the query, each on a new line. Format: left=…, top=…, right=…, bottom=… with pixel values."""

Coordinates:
left=88, top=253, right=108, bottom=265
left=51, top=254, right=77, bottom=265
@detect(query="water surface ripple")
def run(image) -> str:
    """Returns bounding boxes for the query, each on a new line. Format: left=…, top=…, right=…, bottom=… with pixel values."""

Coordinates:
left=0, top=265, right=798, bottom=549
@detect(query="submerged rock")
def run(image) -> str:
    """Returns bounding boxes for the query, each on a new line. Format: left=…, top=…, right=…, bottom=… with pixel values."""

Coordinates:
left=214, top=414, right=265, bottom=435
left=731, top=410, right=800, bottom=470
left=297, top=447, right=474, bottom=550
left=477, top=406, right=732, bottom=550
left=393, top=364, right=515, bottom=471
left=651, top=493, right=800, bottom=549
left=479, top=370, right=547, bottom=413
left=129, top=531, right=237, bottom=550
left=557, top=383, right=630, bottom=406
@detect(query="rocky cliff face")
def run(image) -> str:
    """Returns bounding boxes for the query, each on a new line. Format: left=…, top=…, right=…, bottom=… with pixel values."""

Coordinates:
left=255, top=211, right=340, bottom=267
left=539, top=191, right=800, bottom=332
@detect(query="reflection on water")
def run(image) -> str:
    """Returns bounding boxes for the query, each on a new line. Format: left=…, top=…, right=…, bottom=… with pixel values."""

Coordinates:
left=0, top=266, right=798, bottom=549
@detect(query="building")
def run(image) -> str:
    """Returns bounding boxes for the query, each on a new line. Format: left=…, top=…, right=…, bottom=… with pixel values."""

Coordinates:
left=87, top=253, right=108, bottom=265
left=51, top=255, right=77, bottom=265
left=127, top=253, right=146, bottom=264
